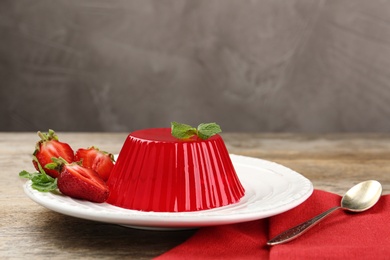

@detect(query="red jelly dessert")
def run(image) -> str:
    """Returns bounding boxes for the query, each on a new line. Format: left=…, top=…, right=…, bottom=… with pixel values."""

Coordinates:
left=106, top=128, right=245, bottom=212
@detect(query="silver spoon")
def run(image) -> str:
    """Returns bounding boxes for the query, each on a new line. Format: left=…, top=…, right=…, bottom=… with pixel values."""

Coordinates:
left=267, top=180, right=382, bottom=245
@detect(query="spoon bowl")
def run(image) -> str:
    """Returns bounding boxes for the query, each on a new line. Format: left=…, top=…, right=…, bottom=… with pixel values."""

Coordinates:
left=267, top=180, right=382, bottom=245
left=341, top=180, right=382, bottom=212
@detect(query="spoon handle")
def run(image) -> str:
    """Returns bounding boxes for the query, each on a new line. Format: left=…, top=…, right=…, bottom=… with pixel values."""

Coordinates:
left=267, top=206, right=340, bottom=245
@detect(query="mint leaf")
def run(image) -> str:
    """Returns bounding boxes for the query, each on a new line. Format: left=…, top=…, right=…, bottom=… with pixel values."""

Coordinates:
left=197, top=122, right=222, bottom=140
left=171, top=122, right=198, bottom=139
left=19, top=170, right=58, bottom=192
left=19, top=170, right=39, bottom=180
left=19, top=157, right=58, bottom=192
left=32, top=174, right=58, bottom=192
left=171, top=122, right=222, bottom=140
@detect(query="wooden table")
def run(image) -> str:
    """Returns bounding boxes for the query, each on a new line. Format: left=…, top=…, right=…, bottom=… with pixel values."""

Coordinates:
left=1, top=132, right=389, bottom=259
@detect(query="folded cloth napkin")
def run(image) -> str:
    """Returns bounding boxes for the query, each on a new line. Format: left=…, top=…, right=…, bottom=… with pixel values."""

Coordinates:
left=155, top=190, right=390, bottom=260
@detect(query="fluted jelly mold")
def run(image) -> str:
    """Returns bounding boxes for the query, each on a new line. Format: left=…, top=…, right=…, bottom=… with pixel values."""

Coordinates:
left=106, top=128, right=245, bottom=212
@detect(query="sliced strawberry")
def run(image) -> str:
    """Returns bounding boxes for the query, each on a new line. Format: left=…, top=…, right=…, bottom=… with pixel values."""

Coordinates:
left=33, top=129, right=74, bottom=178
left=57, top=161, right=109, bottom=203
left=75, top=147, right=114, bottom=181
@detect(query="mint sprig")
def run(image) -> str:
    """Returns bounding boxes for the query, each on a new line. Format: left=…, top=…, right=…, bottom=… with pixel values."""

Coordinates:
left=19, top=156, right=58, bottom=192
left=171, top=122, right=198, bottom=139
left=171, top=122, right=222, bottom=140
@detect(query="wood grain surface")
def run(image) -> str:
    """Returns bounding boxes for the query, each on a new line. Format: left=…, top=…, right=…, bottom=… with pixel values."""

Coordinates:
left=1, top=132, right=389, bottom=259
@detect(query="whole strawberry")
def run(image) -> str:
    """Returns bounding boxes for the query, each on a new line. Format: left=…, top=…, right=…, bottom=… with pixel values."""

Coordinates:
left=33, top=129, right=74, bottom=178
left=75, top=147, right=114, bottom=181
left=53, top=159, right=110, bottom=203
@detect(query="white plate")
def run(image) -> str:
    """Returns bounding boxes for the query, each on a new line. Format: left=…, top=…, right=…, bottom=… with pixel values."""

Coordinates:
left=23, top=154, right=313, bottom=230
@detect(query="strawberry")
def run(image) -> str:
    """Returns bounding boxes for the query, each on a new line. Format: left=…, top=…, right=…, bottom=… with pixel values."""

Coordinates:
left=53, top=158, right=110, bottom=203
left=75, top=147, right=114, bottom=181
left=33, top=129, right=74, bottom=178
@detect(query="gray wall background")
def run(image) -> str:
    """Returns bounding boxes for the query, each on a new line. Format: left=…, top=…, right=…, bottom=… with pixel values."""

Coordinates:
left=1, top=0, right=390, bottom=132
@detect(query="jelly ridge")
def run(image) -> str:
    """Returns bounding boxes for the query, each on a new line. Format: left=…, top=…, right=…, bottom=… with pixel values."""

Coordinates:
left=106, top=128, right=245, bottom=212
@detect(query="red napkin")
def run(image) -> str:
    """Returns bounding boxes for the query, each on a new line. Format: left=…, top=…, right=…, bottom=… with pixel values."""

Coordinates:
left=155, top=190, right=390, bottom=260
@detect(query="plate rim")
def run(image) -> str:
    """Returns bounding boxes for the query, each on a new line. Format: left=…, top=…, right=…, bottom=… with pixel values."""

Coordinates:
left=23, top=154, right=313, bottom=228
